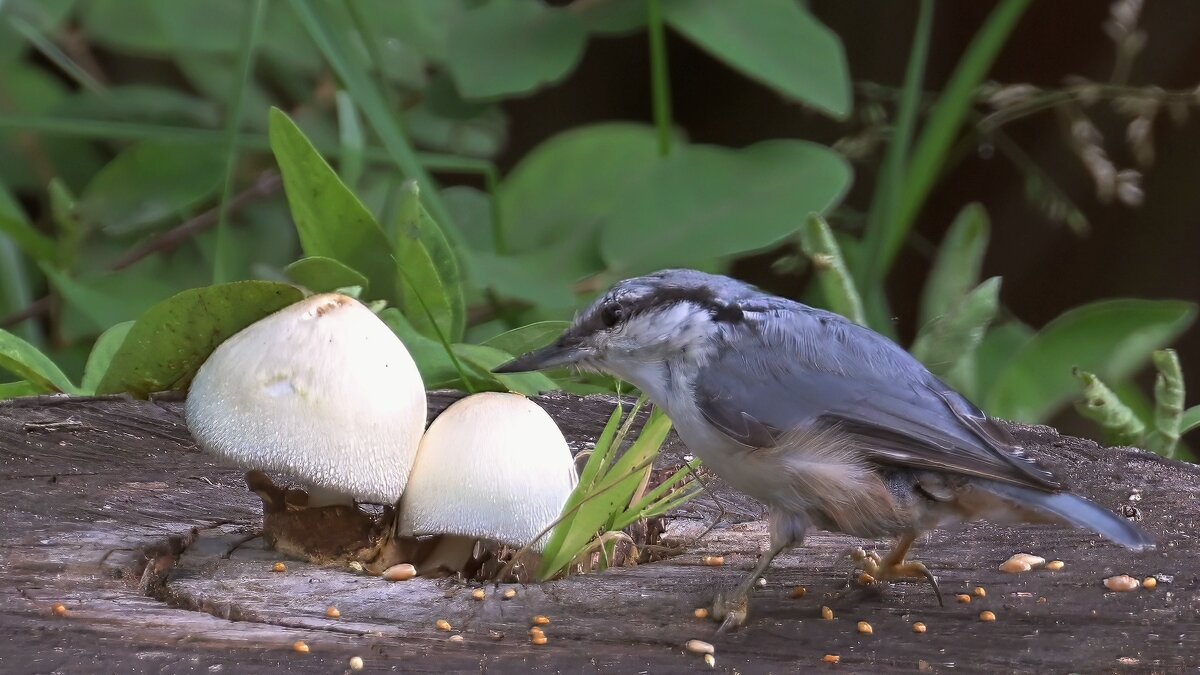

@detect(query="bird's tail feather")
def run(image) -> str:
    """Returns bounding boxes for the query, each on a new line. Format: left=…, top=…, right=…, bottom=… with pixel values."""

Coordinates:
left=977, top=481, right=1155, bottom=551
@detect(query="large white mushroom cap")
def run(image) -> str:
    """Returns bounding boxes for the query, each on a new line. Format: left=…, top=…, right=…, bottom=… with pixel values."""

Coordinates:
left=399, top=392, right=577, bottom=551
left=185, top=293, right=426, bottom=505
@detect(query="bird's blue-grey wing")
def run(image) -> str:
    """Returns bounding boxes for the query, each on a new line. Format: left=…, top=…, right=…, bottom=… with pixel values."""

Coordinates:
left=693, top=300, right=1059, bottom=491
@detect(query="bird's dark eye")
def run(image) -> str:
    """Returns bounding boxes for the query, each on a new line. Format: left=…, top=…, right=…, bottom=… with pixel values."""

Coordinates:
left=600, top=302, right=624, bottom=328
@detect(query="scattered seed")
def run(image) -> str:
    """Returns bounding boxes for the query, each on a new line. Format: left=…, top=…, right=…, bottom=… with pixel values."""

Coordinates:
left=292, top=641, right=309, bottom=654
left=348, top=561, right=365, bottom=573
left=1037, top=596, right=1048, bottom=604
left=272, top=562, right=287, bottom=573
left=1104, top=575, right=1140, bottom=592
left=436, top=619, right=452, bottom=631
left=704, top=653, right=716, bottom=668
left=756, top=577, right=767, bottom=588
left=1143, top=576, right=1157, bottom=590
left=472, top=589, right=486, bottom=601
left=955, top=594, right=972, bottom=604
left=383, top=563, right=417, bottom=581
left=448, top=634, right=464, bottom=644
left=702, top=555, right=725, bottom=567
left=973, top=587, right=986, bottom=598
left=503, top=589, right=517, bottom=600
left=531, top=633, right=548, bottom=646
left=857, top=621, right=873, bottom=635
left=52, top=603, right=68, bottom=617
left=533, top=615, right=550, bottom=626
left=686, top=639, right=715, bottom=655
left=823, top=654, right=840, bottom=664
left=912, top=622, right=927, bottom=634
left=488, top=630, right=505, bottom=641
left=1117, top=656, right=1140, bottom=665
left=850, top=547, right=867, bottom=562
left=1045, top=560, right=1065, bottom=571
left=790, top=586, right=807, bottom=599
left=999, top=558, right=1032, bottom=574
left=821, top=606, right=835, bottom=620
left=694, top=607, right=710, bottom=619
left=349, top=655, right=364, bottom=671
left=325, top=606, right=341, bottom=619
left=529, top=627, right=545, bottom=638
left=857, top=572, right=876, bottom=585
left=979, top=611, right=996, bottom=622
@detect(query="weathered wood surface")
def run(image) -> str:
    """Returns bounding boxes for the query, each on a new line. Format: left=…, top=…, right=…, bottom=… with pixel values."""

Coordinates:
left=1, top=393, right=1198, bottom=674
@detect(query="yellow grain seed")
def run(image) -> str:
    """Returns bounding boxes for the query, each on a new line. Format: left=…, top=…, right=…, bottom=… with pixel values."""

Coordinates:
left=382, top=563, right=417, bottom=581
left=685, top=639, right=715, bottom=655
left=694, top=607, right=710, bottom=619
left=533, top=615, right=550, bottom=626
left=1045, top=560, right=1065, bottom=571
left=272, top=562, right=287, bottom=573
left=999, top=558, right=1032, bottom=574
left=52, top=603, right=68, bottom=617
left=349, top=656, right=364, bottom=671
left=857, top=572, right=876, bottom=585
left=448, top=635, right=464, bottom=644
left=325, top=606, right=340, bottom=619
left=955, top=594, right=971, bottom=604
left=857, top=621, right=873, bottom=635
left=436, top=619, right=452, bottom=631
left=292, top=641, right=309, bottom=654
left=472, top=589, right=486, bottom=601
left=973, top=586, right=986, bottom=598
left=1037, top=596, right=1048, bottom=604
left=912, top=622, right=926, bottom=634
left=701, top=555, right=725, bottom=567
left=531, top=633, right=548, bottom=646
left=1103, top=575, right=1140, bottom=592
left=1143, top=576, right=1157, bottom=590
left=850, top=547, right=867, bottom=562
left=503, top=589, right=517, bottom=600
left=529, top=627, right=544, bottom=637
left=704, top=653, right=716, bottom=668
left=823, top=654, right=840, bottom=664
left=979, top=611, right=996, bottom=622
left=790, top=586, right=807, bottom=599
left=821, top=605, right=834, bottom=620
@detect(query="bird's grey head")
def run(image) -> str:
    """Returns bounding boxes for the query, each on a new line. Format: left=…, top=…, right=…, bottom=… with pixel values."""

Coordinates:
left=495, top=269, right=756, bottom=393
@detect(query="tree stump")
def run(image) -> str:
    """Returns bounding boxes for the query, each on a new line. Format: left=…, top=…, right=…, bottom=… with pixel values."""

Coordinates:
left=1, top=393, right=1196, bottom=673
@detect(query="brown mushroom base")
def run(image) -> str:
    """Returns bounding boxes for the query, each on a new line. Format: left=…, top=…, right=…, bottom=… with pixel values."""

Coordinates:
left=243, top=471, right=672, bottom=582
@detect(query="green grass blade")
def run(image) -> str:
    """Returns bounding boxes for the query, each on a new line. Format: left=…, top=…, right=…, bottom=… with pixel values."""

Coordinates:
left=647, top=0, right=673, bottom=156
left=798, top=212, right=865, bottom=325
left=918, top=203, right=990, bottom=328
left=1181, top=405, right=1200, bottom=435
left=7, top=14, right=105, bottom=94
left=335, top=91, right=365, bottom=190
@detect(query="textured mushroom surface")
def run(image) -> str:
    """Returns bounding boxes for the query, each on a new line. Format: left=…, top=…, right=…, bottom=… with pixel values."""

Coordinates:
left=186, top=293, right=426, bottom=504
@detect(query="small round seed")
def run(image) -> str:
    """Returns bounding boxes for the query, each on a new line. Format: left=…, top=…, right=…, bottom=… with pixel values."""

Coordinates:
left=823, top=654, right=840, bottom=664
left=382, top=563, right=417, bottom=581
left=503, top=589, right=517, bottom=600
left=694, top=607, right=710, bottom=619
left=973, top=586, right=986, bottom=598
left=858, top=572, right=876, bottom=585
left=704, top=653, right=716, bottom=668
left=292, top=641, right=310, bottom=654
left=955, top=594, right=972, bottom=604
left=529, top=627, right=545, bottom=638
left=850, top=547, right=867, bottom=562
left=272, top=562, right=287, bottom=573
left=52, top=603, right=68, bottom=617
left=685, top=639, right=715, bottom=655
left=756, top=577, right=767, bottom=588
left=979, top=610, right=996, bottom=622
left=1045, top=560, right=1065, bottom=571
left=349, top=655, right=364, bottom=671
left=857, top=621, right=873, bottom=635
left=533, top=615, right=550, bottom=626
left=790, top=586, right=807, bottom=599
left=702, top=555, right=725, bottom=567
left=325, top=606, right=340, bottom=619
left=531, top=633, right=548, bottom=646
left=436, top=619, right=452, bottom=631
left=1037, top=596, right=1048, bottom=604
left=448, top=635, right=464, bottom=644
left=912, top=622, right=927, bottom=634
left=1104, top=574, right=1140, bottom=592
left=472, top=589, right=486, bottom=601
left=821, top=605, right=834, bottom=620
left=1143, top=576, right=1158, bottom=590
left=999, top=559, right=1032, bottom=574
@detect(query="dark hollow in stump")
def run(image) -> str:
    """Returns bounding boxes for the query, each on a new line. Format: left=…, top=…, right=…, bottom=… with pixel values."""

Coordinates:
left=1, top=392, right=1197, bottom=673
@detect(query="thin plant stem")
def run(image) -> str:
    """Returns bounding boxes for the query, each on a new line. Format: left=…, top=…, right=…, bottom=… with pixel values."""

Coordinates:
left=647, top=0, right=673, bottom=156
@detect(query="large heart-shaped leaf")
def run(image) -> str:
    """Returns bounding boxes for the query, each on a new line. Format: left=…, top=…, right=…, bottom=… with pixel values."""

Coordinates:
left=665, top=0, right=850, bottom=118
left=985, top=300, right=1197, bottom=422
left=600, top=140, right=851, bottom=275
left=95, top=281, right=304, bottom=397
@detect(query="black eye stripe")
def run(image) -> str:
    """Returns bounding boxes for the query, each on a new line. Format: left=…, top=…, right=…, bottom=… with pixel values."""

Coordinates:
left=600, top=302, right=623, bottom=328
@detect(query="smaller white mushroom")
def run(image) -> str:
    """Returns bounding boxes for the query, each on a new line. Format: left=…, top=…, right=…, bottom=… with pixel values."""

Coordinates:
left=186, top=293, right=426, bottom=506
left=399, top=392, right=577, bottom=574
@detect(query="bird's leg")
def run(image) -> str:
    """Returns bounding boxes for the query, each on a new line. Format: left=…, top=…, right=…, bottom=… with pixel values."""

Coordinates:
left=710, top=541, right=787, bottom=632
left=858, top=533, right=942, bottom=606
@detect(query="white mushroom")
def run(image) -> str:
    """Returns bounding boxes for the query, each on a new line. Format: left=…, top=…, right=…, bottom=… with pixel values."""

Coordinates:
left=398, top=392, right=577, bottom=573
left=185, top=293, right=426, bottom=506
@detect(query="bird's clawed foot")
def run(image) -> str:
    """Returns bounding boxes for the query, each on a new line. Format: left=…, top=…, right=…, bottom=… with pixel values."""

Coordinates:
left=711, top=590, right=749, bottom=633
left=847, top=536, right=942, bottom=606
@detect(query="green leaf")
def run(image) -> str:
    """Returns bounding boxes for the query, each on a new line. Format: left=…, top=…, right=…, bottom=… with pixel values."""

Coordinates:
left=1145, top=349, right=1185, bottom=457
left=0, top=328, right=79, bottom=394
left=664, top=0, right=850, bottom=118
left=0, top=208, right=56, bottom=264
left=985, top=300, right=1197, bottom=422
left=284, top=257, right=369, bottom=294
left=974, top=321, right=1032, bottom=399
left=95, top=281, right=304, bottom=398
left=391, top=181, right=466, bottom=341
left=1181, top=406, right=1200, bottom=435
left=911, top=277, right=1001, bottom=392
left=918, top=203, right=990, bottom=327
left=268, top=108, right=400, bottom=305
left=600, top=140, right=851, bottom=275
left=447, top=0, right=586, bottom=100
left=482, top=321, right=570, bottom=356
left=1073, top=369, right=1146, bottom=447
left=81, top=321, right=134, bottom=394
left=0, top=380, right=40, bottom=400
left=798, top=213, right=864, bottom=325
left=0, top=180, right=43, bottom=344
left=377, top=307, right=459, bottom=385
left=77, top=141, right=225, bottom=234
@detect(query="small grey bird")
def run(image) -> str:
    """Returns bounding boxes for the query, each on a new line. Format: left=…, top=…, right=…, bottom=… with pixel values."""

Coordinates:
left=495, top=269, right=1153, bottom=630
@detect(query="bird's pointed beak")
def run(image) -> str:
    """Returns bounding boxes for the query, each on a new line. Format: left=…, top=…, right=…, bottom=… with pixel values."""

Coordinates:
left=493, top=342, right=582, bottom=373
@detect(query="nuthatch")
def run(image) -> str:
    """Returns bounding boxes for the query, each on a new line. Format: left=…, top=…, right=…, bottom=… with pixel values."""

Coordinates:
left=496, top=269, right=1153, bottom=630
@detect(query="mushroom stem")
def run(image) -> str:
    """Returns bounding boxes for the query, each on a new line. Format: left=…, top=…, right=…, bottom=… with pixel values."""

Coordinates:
left=306, top=484, right=356, bottom=508
left=416, top=535, right=477, bottom=576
